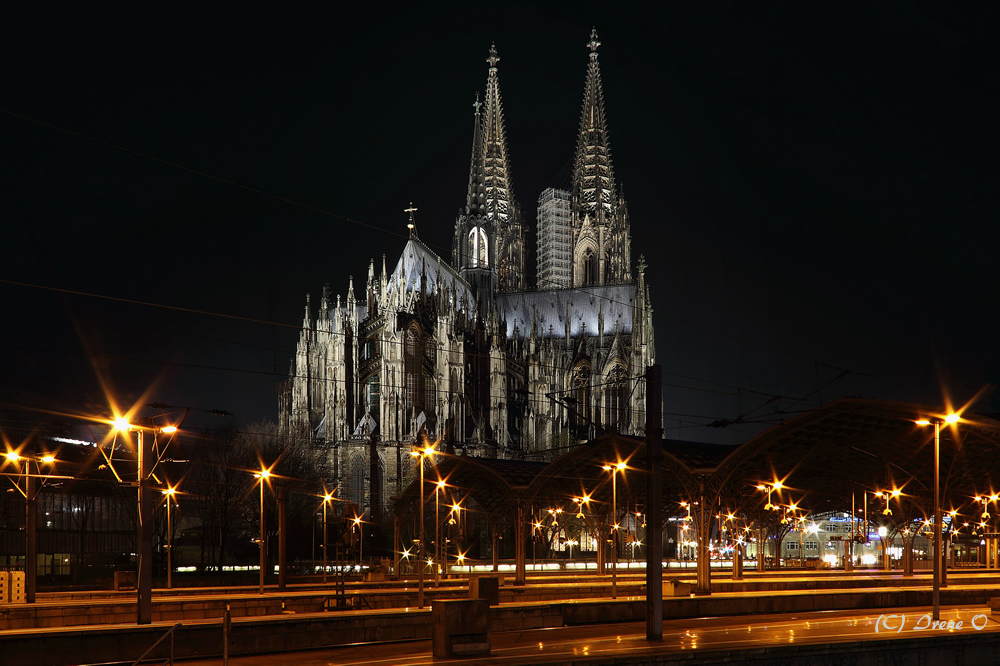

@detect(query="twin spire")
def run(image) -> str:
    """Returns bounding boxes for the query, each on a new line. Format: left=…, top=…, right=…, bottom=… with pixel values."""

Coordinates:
left=464, top=43, right=513, bottom=224
left=573, top=28, right=616, bottom=222
left=458, top=30, right=619, bottom=289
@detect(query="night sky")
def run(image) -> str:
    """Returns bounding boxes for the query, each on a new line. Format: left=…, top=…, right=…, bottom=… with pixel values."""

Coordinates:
left=3, top=5, right=998, bottom=443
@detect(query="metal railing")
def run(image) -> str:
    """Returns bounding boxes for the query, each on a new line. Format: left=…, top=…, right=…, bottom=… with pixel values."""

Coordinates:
left=131, top=622, right=181, bottom=665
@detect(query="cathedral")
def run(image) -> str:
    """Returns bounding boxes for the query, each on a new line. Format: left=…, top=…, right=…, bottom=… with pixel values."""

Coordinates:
left=279, top=30, right=655, bottom=526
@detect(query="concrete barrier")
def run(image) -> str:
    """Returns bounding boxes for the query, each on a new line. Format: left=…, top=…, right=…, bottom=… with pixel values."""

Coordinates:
left=663, top=579, right=693, bottom=596
left=432, top=599, right=490, bottom=658
left=469, top=576, right=500, bottom=605
left=113, top=571, right=136, bottom=591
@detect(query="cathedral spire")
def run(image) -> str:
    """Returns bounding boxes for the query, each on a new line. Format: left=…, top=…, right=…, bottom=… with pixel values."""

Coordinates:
left=482, top=43, right=514, bottom=226
left=465, top=95, right=486, bottom=216
left=573, top=28, right=616, bottom=223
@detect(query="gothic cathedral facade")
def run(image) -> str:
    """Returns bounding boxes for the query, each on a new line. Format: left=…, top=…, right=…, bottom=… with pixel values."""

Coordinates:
left=279, top=31, right=655, bottom=526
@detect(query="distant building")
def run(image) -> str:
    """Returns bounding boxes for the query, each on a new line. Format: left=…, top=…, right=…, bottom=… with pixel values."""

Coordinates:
left=279, top=31, right=656, bottom=526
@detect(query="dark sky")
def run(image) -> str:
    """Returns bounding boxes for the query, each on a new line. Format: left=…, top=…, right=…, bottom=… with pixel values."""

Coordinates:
left=2, top=5, right=997, bottom=442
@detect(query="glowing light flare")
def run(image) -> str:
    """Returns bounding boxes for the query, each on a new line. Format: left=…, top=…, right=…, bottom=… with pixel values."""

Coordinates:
left=5, top=451, right=20, bottom=462
left=113, top=417, right=132, bottom=432
left=160, top=426, right=178, bottom=434
left=41, top=455, right=56, bottom=464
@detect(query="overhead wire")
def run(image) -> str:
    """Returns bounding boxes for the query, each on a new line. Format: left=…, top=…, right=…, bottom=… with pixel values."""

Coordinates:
left=1, top=107, right=862, bottom=372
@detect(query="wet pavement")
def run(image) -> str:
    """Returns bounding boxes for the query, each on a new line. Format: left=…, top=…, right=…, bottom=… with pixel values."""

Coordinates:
left=177, top=605, right=1000, bottom=665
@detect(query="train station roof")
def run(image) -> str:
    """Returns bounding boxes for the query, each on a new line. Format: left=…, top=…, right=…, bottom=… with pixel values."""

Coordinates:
left=394, top=399, right=1000, bottom=521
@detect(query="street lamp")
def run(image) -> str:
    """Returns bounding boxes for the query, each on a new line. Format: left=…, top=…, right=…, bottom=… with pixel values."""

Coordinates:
left=1, top=449, right=65, bottom=604
left=409, top=440, right=437, bottom=608
left=254, top=467, right=272, bottom=594
left=322, top=491, right=335, bottom=583
left=434, top=479, right=447, bottom=585
left=112, top=417, right=178, bottom=624
left=352, top=514, right=364, bottom=565
left=916, top=412, right=959, bottom=622
left=162, top=485, right=177, bottom=589
left=602, top=461, right=626, bottom=599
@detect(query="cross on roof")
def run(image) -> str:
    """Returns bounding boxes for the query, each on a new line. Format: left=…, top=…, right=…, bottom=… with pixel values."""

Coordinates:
left=404, top=202, right=418, bottom=237
left=487, top=43, right=500, bottom=68
left=588, top=28, right=601, bottom=58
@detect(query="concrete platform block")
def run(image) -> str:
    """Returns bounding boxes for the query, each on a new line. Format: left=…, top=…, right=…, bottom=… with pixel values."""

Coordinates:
left=469, top=576, right=500, bottom=605
left=432, top=598, right=490, bottom=658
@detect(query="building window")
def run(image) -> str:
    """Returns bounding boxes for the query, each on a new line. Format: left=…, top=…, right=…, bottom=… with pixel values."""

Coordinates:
left=469, top=227, right=489, bottom=268
left=571, top=363, right=591, bottom=437
left=580, top=247, right=598, bottom=286
left=349, top=454, right=365, bottom=512
left=367, top=376, right=380, bottom=416
left=404, top=326, right=424, bottom=410
left=603, top=364, right=628, bottom=431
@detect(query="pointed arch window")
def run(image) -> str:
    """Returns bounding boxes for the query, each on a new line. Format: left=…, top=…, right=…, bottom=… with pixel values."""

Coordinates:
left=349, top=452, right=365, bottom=511
left=580, top=248, right=598, bottom=286
left=404, top=325, right=424, bottom=410
left=571, top=363, right=591, bottom=438
left=603, top=364, right=629, bottom=432
left=469, top=227, right=489, bottom=268
left=367, top=375, right=380, bottom=416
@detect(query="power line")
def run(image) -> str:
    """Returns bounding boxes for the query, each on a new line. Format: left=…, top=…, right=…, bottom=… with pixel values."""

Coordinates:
left=2, top=107, right=856, bottom=370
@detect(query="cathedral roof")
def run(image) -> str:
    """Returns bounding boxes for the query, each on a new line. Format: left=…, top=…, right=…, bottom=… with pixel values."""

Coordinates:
left=495, top=285, right=635, bottom=340
left=388, top=238, right=477, bottom=307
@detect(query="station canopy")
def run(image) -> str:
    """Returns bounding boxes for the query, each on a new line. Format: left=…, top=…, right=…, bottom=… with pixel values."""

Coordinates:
left=395, top=399, right=1000, bottom=522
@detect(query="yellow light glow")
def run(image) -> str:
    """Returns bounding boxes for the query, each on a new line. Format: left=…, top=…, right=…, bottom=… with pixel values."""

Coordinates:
left=616, top=462, right=626, bottom=470
left=773, top=481, right=783, bottom=490
left=161, top=426, right=178, bottom=434
left=602, top=465, right=611, bottom=471
left=113, top=417, right=131, bottom=432
left=41, top=455, right=56, bottom=464
left=915, top=419, right=931, bottom=426
left=436, top=480, right=446, bottom=489
left=260, top=469, right=271, bottom=479
left=5, top=451, right=19, bottom=462
left=324, top=493, right=333, bottom=502
left=945, top=413, right=960, bottom=424
left=164, top=487, right=176, bottom=496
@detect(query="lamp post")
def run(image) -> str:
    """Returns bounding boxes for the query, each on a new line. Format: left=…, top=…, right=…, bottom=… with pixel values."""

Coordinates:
left=2, top=450, right=63, bottom=604
left=602, top=461, right=626, bottom=599
left=755, top=481, right=784, bottom=568
left=322, top=492, right=334, bottom=583
left=409, top=441, right=436, bottom=608
left=254, top=467, right=272, bottom=595
left=113, top=418, right=177, bottom=624
left=973, top=495, right=998, bottom=569
left=163, top=486, right=177, bottom=589
left=352, top=515, right=364, bottom=565
left=916, top=413, right=959, bottom=623
left=434, top=479, right=446, bottom=585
